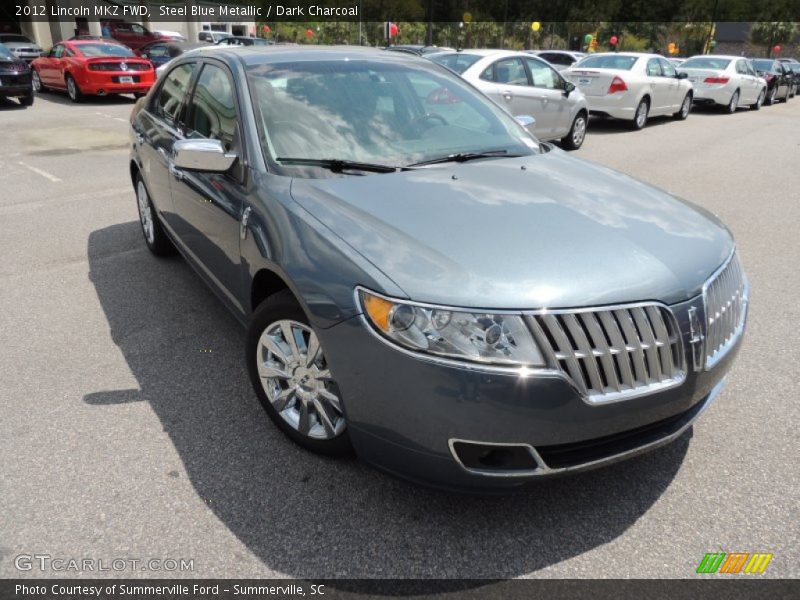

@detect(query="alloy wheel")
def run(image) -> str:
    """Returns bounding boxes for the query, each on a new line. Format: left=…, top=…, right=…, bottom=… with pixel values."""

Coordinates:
left=67, top=78, right=77, bottom=101
left=256, top=320, right=345, bottom=440
left=768, top=87, right=777, bottom=104
left=572, top=116, right=586, bottom=147
left=681, top=95, right=691, bottom=118
left=32, top=71, right=41, bottom=93
left=136, top=180, right=154, bottom=244
left=757, top=90, right=765, bottom=107
left=728, top=91, right=739, bottom=113
left=635, top=101, right=648, bottom=128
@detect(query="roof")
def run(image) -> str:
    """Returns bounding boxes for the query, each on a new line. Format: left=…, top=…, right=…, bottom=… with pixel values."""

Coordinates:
left=181, top=45, right=432, bottom=67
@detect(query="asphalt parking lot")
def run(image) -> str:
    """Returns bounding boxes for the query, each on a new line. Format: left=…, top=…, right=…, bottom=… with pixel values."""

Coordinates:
left=1, top=91, right=798, bottom=579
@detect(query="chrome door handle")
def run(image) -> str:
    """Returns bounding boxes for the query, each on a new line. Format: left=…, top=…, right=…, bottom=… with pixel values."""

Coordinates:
left=135, top=132, right=144, bottom=145
left=168, top=162, right=184, bottom=181
left=240, top=206, right=252, bottom=240
left=500, top=89, right=513, bottom=100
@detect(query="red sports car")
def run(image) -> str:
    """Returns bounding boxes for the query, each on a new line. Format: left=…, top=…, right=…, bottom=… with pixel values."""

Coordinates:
left=31, top=40, right=154, bottom=102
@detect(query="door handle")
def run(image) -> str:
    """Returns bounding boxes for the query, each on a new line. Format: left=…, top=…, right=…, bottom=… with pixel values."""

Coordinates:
left=168, top=161, right=184, bottom=181
left=240, top=206, right=252, bottom=240
left=500, top=89, right=513, bottom=100
left=135, top=132, right=144, bottom=145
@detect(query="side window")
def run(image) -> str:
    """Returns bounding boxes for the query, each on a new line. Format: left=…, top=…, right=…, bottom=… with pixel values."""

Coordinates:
left=154, top=62, right=196, bottom=125
left=147, top=44, right=168, bottom=58
left=484, top=58, right=528, bottom=85
left=746, top=62, right=757, bottom=77
left=131, top=24, right=146, bottom=35
left=185, top=63, right=238, bottom=152
left=646, top=59, right=662, bottom=77
left=526, top=58, right=560, bottom=89
left=52, top=45, right=64, bottom=58
left=735, top=60, right=748, bottom=75
left=660, top=58, right=677, bottom=77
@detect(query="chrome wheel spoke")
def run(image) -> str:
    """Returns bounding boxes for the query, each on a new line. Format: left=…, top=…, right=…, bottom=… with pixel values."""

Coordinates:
left=272, top=387, right=295, bottom=412
left=305, top=334, right=320, bottom=367
left=261, top=333, right=290, bottom=364
left=259, top=361, right=291, bottom=380
left=317, top=387, right=342, bottom=413
left=314, top=368, right=333, bottom=382
left=313, top=399, right=337, bottom=437
left=297, top=400, right=311, bottom=434
left=280, top=321, right=301, bottom=361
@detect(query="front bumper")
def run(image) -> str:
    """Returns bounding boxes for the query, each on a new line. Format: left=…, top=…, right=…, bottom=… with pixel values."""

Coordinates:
left=318, top=295, right=744, bottom=491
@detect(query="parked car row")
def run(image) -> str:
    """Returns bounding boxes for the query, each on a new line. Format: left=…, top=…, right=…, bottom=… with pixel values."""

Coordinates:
left=126, top=45, right=751, bottom=491
left=427, top=49, right=796, bottom=150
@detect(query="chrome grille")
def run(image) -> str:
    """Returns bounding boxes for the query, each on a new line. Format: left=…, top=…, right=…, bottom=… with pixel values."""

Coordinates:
left=704, top=252, right=747, bottom=368
left=527, top=305, right=685, bottom=403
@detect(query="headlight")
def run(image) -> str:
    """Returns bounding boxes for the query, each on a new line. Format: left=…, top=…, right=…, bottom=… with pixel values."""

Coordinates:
left=358, top=289, right=545, bottom=367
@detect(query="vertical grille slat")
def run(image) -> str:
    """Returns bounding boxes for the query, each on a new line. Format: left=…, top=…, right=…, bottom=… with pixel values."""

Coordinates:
left=531, top=303, right=684, bottom=403
left=704, top=252, right=747, bottom=368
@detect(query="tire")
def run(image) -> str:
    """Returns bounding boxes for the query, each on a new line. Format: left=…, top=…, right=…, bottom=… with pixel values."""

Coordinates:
left=247, top=290, right=352, bottom=456
left=560, top=112, right=587, bottom=150
left=766, top=86, right=777, bottom=105
left=32, top=69, right=46, bottom=93
left=133, top=92, right=146, bottom=100
left=673, top=93, right=692, bottom=120
left=65, top=74, right=83, bottom=103
left=750, top=89, right=765, bottom=110
left=726, top=89, right=739, bottom=113
left=630, top=98, right=649, bottom=130
left=19, top=91, right=34, bottom=107
left=135, top=173, right=175, bottom=256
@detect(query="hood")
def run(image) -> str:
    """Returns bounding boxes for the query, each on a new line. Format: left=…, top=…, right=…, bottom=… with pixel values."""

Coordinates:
left=289, top=149, right=733, bottom=310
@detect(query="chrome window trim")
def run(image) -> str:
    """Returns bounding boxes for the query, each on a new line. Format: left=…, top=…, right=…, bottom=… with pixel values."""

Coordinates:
left=448, top=377, right=725, bottom=478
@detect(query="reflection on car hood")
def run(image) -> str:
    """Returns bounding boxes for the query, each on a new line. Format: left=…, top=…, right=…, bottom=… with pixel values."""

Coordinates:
left=290, top=149, right=733, bottom=309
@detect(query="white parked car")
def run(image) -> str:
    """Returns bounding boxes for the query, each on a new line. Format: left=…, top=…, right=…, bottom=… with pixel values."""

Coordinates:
left=564, top=52, right=694, bottom=129
left=528, top=50, right=587, bottom=71
left=430, top=49, right=590, bottom=150
left=153, top=30, right=186, bottom=41
left=678, top=55, right=767, bottom=112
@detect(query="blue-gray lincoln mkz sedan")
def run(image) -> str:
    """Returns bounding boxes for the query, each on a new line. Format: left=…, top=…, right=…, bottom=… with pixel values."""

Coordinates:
left=129, top=46, right=748, bottom=491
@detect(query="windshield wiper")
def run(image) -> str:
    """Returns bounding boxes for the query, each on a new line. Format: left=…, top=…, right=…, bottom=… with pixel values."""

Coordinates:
left=409, top=149, right=525, bottom=167
left=275, top=157, right=412, bottom=174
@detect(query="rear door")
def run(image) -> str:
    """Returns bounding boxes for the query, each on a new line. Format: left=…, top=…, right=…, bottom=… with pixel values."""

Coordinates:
left=168, top=59, right=247, bottom=312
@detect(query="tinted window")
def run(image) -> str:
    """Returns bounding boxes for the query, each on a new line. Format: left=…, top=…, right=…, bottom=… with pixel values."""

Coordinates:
left=540, top=53, right=572, bottom=66
left=0, top=34, right=33, bottom=44
left=52, top=45, right=64, bottom=58
left=526, top=58, right=560, bottom=89
left=646, top=58, right=662, bottom=76
left=482, top=57, right=528, bottom=85
left=429, top=53, right=481, bottom=75
left=0, top=44, right=14, bottom=59
left=681, top=57, right=732, bottom=70
left=146, top=44, right=169, bottom=58
left=155, top=62, right=196, bottom=124
left=186, top=63, right=238, bottom=151
left=247, top=60, right=536, bottom=171
left=752, top=60, right=775, bottom=72
left=575, top=55, right=638, bottom=70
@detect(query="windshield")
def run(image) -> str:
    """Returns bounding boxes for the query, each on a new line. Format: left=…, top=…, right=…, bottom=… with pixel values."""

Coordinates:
left=574, top=55, right=638, bottom=70
left=752, top=60, right=775, bottom=71
left=681, top=57, right=731, bottom=70
left=0, top=34, right=33, bottom=44
left=429, top=53, right=481, bottom=74
left=0, top=44, right=15, bottom=59
left=77, top=43, right=135, bottom=57
left=247, top=58, right=537, bottom=176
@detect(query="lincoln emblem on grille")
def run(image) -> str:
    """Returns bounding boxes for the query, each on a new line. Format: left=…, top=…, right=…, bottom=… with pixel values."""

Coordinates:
left=688, top=306, right=704, bottom=371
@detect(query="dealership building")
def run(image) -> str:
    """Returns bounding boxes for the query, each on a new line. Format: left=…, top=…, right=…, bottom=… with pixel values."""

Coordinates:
left=3, top=0, right=257, bottom=47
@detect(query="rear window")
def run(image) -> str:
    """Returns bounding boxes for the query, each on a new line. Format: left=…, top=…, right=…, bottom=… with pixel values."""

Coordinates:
left=76, top=43, right=135, bottom=57
left=429, top=53, right=481, bottom=74
left=680, top=57, right=731, bottom=70
left=752, top=60, right=776, bottom=71
left=574, top=55, right=638, bottom=70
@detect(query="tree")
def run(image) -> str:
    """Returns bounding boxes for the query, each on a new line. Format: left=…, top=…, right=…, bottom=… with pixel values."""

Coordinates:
left=750, top=22, right=798, bottom=56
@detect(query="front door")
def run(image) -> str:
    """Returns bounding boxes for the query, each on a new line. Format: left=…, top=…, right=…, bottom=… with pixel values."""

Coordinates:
left=525, top=57, right=572, bottom=138
left=478, top=57, right=540, bottom=135
left=658, top=58, right=683, bottom=109
left=168, top=60, right=246, bottom=313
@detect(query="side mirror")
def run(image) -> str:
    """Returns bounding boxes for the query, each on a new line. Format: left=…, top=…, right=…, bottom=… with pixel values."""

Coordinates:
left=173, top=139, right=237, bottom=173
left=676, top=72, right=688, bottom=79
left=563, top=81, right=576, bottom=95
left=515, top=115, right=536, bottom=128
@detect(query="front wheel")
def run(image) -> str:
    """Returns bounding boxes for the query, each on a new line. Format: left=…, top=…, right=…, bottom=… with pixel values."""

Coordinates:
left=726, top=90, right=740, bottom=113
left=673, top=94, right=692, bottom=120
left=630, top=98, right=648, bottom=130
left=750, top=89, right=765, bottom=110
left=66, top=75, right=83, bottom=103
left=247, top=290, right=351, bottom=456
left=135, top=174, right=175, bottom=256
left=560, top=112, right=587, bottom=150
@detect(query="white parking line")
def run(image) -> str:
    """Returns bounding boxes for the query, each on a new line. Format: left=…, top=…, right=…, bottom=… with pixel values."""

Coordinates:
left=17, top=161, right=62, bottom=183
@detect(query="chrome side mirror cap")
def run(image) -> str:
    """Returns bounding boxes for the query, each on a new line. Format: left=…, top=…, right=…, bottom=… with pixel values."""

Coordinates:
left=173, top=138, right=237, bottom=173
left=516, top=115, right=536, bottom=128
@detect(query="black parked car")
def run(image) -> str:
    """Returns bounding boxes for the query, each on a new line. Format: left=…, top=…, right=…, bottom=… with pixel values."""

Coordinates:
left=216, top=36, right=272, bottom=47
left=777, top=58, right=799, bottom=97
left=752, top=59, right=793, bottom=104
left=0, top=43, right=33, bottom=106
left=138, top=41, right=209, bottom=67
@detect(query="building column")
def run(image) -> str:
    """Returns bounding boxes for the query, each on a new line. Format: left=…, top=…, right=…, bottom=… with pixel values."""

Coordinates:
left=88, top=20, right=102, bottom=37
left=185, top=20, right=199, bottom=43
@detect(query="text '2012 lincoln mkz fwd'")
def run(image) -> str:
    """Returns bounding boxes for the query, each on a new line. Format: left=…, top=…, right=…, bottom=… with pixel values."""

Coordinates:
left=129, top=46, right=748, bottom=491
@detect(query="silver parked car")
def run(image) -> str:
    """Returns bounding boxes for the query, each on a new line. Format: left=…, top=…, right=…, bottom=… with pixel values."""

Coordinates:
left=0, top=34, right=43, bottom=62
left=430, top=50, right=589, bottom=150
left=678, top=55, right=766, bottom=112
left=565, top=52, right=694, bottom=129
